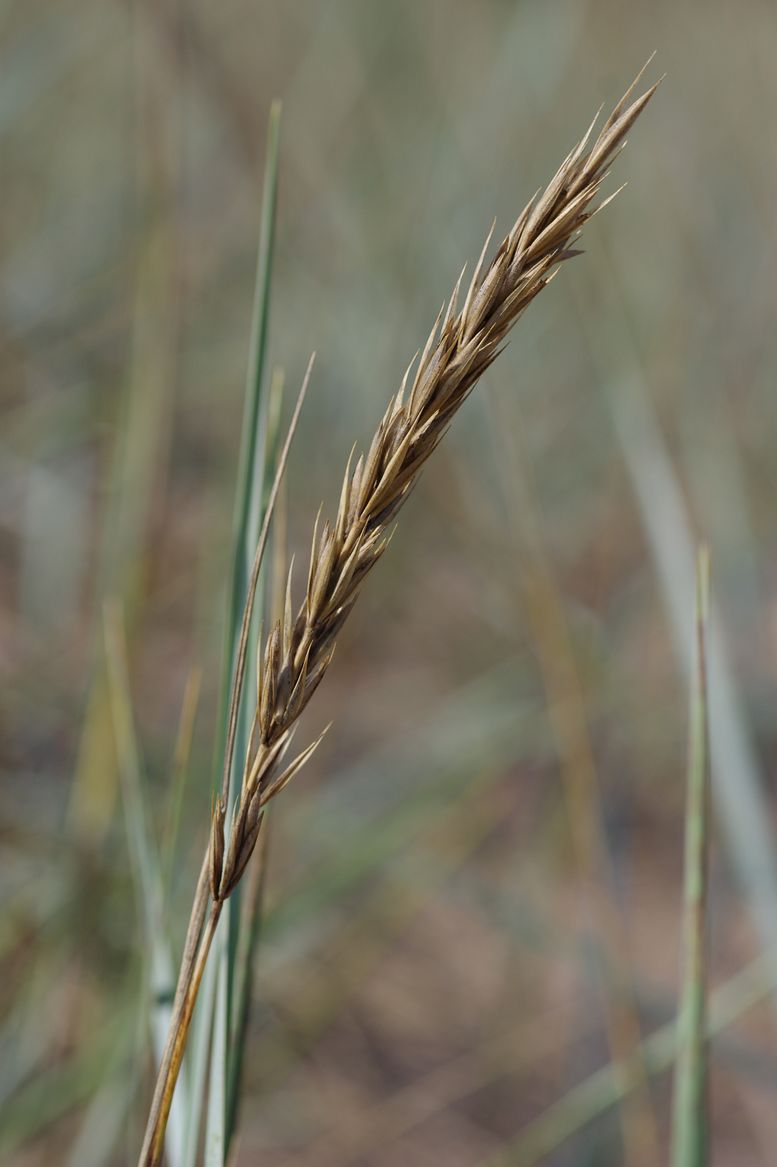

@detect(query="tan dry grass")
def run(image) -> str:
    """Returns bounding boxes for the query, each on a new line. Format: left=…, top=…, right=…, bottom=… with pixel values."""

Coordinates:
left=215, top=63, right=659, bottom=901
left=139, top=63, right=659, bottom=1167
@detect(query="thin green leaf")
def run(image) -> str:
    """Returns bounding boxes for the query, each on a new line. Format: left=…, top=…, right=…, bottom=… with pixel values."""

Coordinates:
left=220, top=98, right=283, bottom=735
left=103, top=603, right=187, bottom=1167
left=187, top=101, right=283, bottom=1167
left=206, top=349, right=312, bottom=1164
left=671, top=546, right=712, bottom=1167
left=225, top=369, right=286, bottom=1146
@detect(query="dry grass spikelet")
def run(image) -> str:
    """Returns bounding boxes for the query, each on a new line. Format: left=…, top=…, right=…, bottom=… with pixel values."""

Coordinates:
left=211, top=64, right=660, bottom=904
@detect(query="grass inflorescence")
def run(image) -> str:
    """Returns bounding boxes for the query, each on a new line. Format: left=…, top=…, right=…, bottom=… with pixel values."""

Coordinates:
left=138, top=63, right=659, bottom=1167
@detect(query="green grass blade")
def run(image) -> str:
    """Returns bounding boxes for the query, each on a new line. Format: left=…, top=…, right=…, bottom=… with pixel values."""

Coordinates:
left=221, top=98, right=282, bottom=706
left=224, top=368, right=285, bottom=1145
left=671, top=547, right=712, bottom=1167
left=103, top=604, right=187, bottom=1167
left=181, top=101, right=282, bottom=1167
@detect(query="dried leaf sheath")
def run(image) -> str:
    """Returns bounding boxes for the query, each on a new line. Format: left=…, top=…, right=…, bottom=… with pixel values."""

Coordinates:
left=210, top=67, right=660, bottom=904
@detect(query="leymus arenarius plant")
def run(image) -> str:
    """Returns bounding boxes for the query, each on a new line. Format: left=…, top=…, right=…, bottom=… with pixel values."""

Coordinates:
left=139, top=64, right=659, bottom=1166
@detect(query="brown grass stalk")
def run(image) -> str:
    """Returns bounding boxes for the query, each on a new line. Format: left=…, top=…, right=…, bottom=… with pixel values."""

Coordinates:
left=138, top=63, right=659, bottom=1166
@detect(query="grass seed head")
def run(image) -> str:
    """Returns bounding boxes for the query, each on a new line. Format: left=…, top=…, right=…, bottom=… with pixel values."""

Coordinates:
left=216, top=66, right=660, bottom=903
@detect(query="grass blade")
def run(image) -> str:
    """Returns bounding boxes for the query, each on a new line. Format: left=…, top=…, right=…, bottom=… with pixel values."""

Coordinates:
left=193, top=101, right=283, bottom=1166
left=671, top=547, right=712, bottom=1167
left=222, top=98, right=282, bottom=708
left=224, top=371, right=285, bottom=1145
left=103, top=603, right=187, bottom=1167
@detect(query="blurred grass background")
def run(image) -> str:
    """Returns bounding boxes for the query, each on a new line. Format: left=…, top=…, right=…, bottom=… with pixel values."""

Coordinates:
left=3, top=1, right=777, bottom=1164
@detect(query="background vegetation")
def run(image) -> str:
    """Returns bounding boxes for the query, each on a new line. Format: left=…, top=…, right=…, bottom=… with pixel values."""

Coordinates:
left=3, top=2, right=777, bottom=1164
